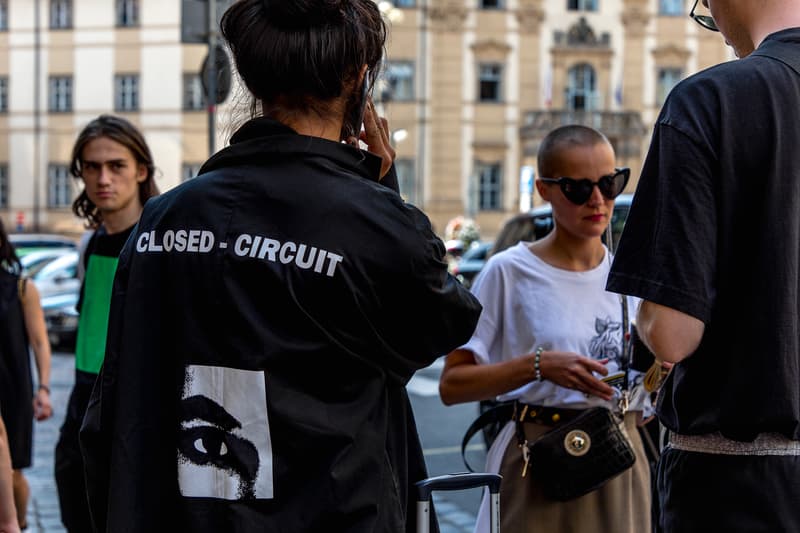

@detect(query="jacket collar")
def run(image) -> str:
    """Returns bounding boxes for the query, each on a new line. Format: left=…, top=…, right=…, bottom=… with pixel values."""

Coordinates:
left=200, top=117, right=383, bottom=182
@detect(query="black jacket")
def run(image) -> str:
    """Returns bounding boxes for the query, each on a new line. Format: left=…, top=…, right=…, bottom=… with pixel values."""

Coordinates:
left=81, top=118, right=481, bottom=532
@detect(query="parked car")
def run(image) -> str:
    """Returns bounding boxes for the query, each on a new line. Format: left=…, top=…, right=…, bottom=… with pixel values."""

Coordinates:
left=452, top=241, right=493, bottom=289
left=41, top=291, right=79, bottom=351
left=9, top=233, right=77, bottom=257
left=20, top=248, right=74, bottom=277
left=30, top=250, right=81, bottom=300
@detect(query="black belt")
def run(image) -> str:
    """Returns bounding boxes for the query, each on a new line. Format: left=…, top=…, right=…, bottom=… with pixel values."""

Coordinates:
left=514, top=403, right=585, bottom=426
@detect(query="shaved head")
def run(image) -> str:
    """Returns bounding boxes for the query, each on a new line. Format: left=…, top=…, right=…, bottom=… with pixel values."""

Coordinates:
left=537, top=125, right=611, bottom=178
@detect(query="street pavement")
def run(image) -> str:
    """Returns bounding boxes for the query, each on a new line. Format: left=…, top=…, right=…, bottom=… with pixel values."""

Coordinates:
left=24, top=352, right=70, bottom=533
left=23, top=354, right=481, bottom=532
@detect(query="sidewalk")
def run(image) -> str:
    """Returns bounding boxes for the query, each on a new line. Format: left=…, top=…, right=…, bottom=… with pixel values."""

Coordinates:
left=25, top=352, right=71, bottom=533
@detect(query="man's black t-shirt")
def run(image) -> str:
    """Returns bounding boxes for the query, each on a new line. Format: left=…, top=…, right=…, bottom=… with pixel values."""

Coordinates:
left=607, top=28, right=800, bottom=441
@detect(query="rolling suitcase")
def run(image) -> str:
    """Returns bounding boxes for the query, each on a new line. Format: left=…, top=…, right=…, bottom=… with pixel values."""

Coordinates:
left=415, top=472, right=501, bottom=533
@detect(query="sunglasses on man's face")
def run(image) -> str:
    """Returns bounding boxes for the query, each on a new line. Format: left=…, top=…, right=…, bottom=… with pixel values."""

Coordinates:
left=690, top=0, right=719, bottom=32
left=540, top=168, right=630, bottom=206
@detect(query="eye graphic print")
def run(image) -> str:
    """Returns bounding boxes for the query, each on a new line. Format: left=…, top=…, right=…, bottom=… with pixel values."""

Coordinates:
left=178, top=395, right=260, bottom=499
left=178, top=365, right=274, bottom=500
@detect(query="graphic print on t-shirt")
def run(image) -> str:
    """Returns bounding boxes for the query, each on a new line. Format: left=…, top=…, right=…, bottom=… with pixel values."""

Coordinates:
left=588, top=315, right=622, bottom=363
left=178, top=365, right=274, bottom=500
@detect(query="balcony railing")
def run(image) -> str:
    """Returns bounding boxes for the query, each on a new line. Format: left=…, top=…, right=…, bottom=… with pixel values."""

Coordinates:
left=520, top=110, right=647, bottom=157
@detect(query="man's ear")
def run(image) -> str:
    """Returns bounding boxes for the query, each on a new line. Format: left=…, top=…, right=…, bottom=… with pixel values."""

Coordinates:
left=136, top=164, right=148, bottom=183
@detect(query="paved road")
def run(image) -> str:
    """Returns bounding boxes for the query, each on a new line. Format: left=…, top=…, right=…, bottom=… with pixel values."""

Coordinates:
left=24, top=354, right=483, bottom=532
left=24, top=352, right=71, bottom=533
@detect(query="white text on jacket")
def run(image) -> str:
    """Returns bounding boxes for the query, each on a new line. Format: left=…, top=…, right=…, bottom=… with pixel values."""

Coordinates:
left=136, top=230, right=344, bottom=278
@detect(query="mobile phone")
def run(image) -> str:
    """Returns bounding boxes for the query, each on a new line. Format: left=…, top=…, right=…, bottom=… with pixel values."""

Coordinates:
left=601, top=371, right=626, bottom=388
left=341, top=74, right=370, bottom=142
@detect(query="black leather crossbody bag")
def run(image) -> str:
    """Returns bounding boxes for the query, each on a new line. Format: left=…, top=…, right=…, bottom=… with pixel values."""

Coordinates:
left=519, top=405, right=635, bottom=501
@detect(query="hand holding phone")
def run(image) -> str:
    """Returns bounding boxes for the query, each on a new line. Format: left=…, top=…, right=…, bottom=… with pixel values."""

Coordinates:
left=360, top=99, right=396, bottom=179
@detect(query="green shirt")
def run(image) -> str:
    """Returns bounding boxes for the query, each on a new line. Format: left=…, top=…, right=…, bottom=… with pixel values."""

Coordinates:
left=74, top=226, right=134, bottom=374
left=75, top=254, right=119, bottom=374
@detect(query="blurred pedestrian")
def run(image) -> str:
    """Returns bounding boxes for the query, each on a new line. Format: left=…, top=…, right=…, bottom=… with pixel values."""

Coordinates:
left=80, top=1, right=481, bottom=532
left=0, top=217, right=53, bottom=531
left=54, top=115, right=159, bottom=533
left=0, top=416, right=20, bottom=533
left=440, top=125, right=651, bottom=533
left=607, top=1, right=800, bottom=531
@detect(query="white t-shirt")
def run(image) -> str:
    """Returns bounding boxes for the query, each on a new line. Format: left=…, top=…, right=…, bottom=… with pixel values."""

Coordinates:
left=466, top=242, right=650, bottom=533
left=462, top=241, right=647, bottom=410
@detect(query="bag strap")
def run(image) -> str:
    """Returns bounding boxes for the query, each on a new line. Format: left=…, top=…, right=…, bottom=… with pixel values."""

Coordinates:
left=461, top=401, right=515, bottom=472
left=17, top=277, right=27, bottom=300
left=605, top=224, right=633, bottom=413
left=752, top=40, right=800, bottom=76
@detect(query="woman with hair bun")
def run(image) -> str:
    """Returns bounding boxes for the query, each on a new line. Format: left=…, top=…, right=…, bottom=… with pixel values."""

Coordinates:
left=80, top=1, right=481, bottom=532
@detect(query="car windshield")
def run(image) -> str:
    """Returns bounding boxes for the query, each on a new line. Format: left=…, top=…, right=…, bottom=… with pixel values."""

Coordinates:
left=20, top=250, right=71, bottom=276
left=10, top=234, right=77, bottom=257
left=33, top=253, right=79, bottom=281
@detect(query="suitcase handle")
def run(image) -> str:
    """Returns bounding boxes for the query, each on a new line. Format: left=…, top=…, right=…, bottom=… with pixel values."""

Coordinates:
left=415, top=473, right=502, bottom=533
left=415, top=472, right=501, bottom=501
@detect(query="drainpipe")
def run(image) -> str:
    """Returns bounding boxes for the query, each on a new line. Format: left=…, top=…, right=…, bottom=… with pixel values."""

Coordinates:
left=33, top=0, right=42, bottom=231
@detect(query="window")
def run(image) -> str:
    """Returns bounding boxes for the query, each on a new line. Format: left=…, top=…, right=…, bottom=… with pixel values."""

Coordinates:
left=183, top=73, right=206, bottom=111
left=479, top=0, right=503, bottom=8
left=659, top=0, right=682, bottom=15
left=384, top=62, right=415, bottom=102
left=48, top=76, right=72, bottom=112
left=567, top=0, right=597, bottom=10
left=50, top=0, right=71, bottom=29
left=656, top=67, right=683, bottom=105
left=0, top=165, right=7, bottom=208
left=116, top=0, right=139, bottom=27
left=182, top=163, right=203, bottom=182
left=115, top=74, right=139, bottom=112
left=476, top=162, right=502, bottom=210
left=0, top=0, right=8, bottom=31
left=478, top=63, right=503, bottom=102
left=48, top=164, right=72, bottom=208
left=566, top=63, right=598, bottom=110
left=395, top=158, right=416, bottom=203
left=0, top=77, right=7, bottom=113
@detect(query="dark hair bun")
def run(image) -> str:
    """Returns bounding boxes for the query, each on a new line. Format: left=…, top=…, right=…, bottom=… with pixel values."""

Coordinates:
left=261, top=0, right=345, bottom=28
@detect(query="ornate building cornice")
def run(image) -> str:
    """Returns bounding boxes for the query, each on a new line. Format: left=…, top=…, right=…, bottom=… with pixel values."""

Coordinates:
left=428, top=0, right=468, bottom=32
left=516, top=0, right=545, bottom=33
left=471, top=39, right=512, bottom=60
left=651, top=44, right=692, bottom=65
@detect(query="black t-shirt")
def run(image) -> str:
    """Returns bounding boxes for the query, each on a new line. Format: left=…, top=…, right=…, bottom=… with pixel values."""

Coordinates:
left=76, top=224, right=135, bottom=314
left=607, top=28, right=800, bottom=441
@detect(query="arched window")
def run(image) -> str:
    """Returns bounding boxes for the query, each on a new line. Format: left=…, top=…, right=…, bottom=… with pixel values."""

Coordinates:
left=566, top=63, right=598, bottom=110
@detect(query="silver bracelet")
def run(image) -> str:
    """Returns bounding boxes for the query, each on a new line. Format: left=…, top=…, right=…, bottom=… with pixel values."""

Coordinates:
left=534, top=346, right=544, bottom=381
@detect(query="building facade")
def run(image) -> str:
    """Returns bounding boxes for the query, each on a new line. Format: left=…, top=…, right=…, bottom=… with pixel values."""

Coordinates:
left=0, top=0, right=730, bottom=237
left=379, top=0, right=731, bottom=236
left=0, top=0, right=227, bottom=235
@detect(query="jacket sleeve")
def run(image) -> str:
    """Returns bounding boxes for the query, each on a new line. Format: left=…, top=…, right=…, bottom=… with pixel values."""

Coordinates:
left=360, top=202, right=483, bottom=383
